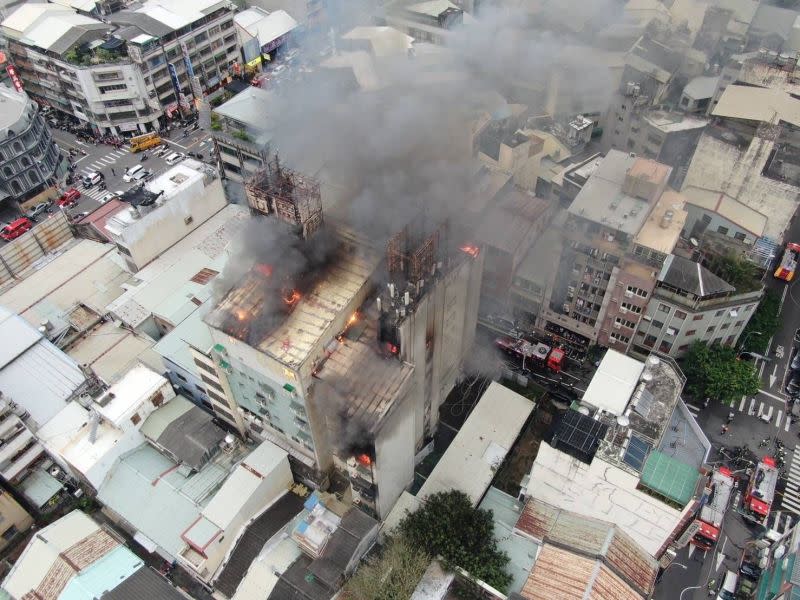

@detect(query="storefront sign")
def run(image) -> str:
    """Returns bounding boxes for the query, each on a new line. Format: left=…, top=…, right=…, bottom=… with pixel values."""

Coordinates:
left=167, top=63, right=189, bottom=111
left=6, top=65, right=23, bottom=92
left=180, top=41, right=195, bottom=78
left=262, top=33, right=288, bottom=55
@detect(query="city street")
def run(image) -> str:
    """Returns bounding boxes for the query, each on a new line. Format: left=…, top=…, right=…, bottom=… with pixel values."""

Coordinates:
left=50, top=127, right=215, bottom=217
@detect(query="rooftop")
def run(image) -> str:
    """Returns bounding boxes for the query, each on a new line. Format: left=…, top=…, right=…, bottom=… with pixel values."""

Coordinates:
left=657, top=254, right=735, bottom=298
left=213, top=85, right=276, bottom=144
left=206, top=240, right=380, bottom=369
left=681, top=187, right=767, bottom=238
left=0, top=306, right=86, bottom=428
left=640, top=450, right=700, bottom=505
left=581, top=350, right=644, bottom=417
left=342, top=26, right=414, bottom=57
left=643, top=111, right=707, bottom=133
left=102, top=566, right=188, bottom=600
left=314, top=314, right=414, bottom=434
left=1, top=4, right=107, bottom=54
left=1, top=510, right=129, bottom=600
left=0, top=85, right=29, bottom=132
left=141, top=395, right=225, bottom=471
left=633, top=190, right=687, bottom=254
left=682, top=75, right=720, bottom=101
left=477, top=191, right=550, bottom=257
left=416, top=381, right=534, bottom=505
left=526, top=443, right=684, bottom=556
left=235, top=8, right=298, bottom=48
left=568, top=151, right=668, bottom=236
left=712, top=84, right=800, bottom=128
left=128, top=0, right=229, bottom=33
left=515, top=498, right=659, bottom=598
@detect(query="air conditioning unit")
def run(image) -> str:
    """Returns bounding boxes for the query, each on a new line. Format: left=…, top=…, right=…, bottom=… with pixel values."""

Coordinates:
left=624, top=290, right=634, bottom=298
left=614, top=322, right=622, bottom=329
left=619, top=306, right=628, bottom=314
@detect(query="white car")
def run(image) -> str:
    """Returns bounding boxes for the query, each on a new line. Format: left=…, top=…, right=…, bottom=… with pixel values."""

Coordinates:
left=165, top=152, right=185, bottom=165
left=123, top=165, right=143, bottom=182
left=99, top=191, right=123, bottom=204
left=82, top=172, right=103, bottom=186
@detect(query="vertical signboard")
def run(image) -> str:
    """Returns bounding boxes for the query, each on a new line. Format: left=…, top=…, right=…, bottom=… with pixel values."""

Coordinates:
left=6, top=65, right=23, bottom=92
left=167, top=62, right=189, bottom=111
left=180, top=42, right=204, bottom=105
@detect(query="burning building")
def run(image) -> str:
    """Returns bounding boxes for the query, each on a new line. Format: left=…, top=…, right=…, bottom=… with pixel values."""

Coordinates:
left=244, top=155, right=324, bottom=239
left=202, top=198, right=484, bottom=517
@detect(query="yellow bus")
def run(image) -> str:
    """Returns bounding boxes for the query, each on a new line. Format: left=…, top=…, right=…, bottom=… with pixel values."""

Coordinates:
left=129, top=132, right=161, bottom=153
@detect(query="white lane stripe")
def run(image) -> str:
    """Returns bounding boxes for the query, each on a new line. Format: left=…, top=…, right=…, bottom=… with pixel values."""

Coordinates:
left=777, top=410, right=784, bottom=427
left=749, top=398, right=756, bottom=415
left=787, top=417, right=792, bottom=432
left=739, top=396, right=747, bottom=412
left=97, top=158, right=114, bottom=165
left=781, top=499, right=800, bottom=513
left=782, top=494, right=800, bottom=508
left=759, top=401, right=765, bottom=416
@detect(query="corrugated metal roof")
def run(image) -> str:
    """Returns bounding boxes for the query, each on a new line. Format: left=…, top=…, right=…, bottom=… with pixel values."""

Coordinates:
left=515, top=498, right=658, bottom=597
left=0, top=306, right=40, bottom=369
left=713, top=84, right=800, bottom=127
left=102, top=566, right=188, bottom=600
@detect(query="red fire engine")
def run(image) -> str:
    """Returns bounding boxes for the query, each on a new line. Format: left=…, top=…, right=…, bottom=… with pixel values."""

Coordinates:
left=774, top=243, right=800, bottom=282
left=690, top=467, right=734, bottom=550
left=495, top=338, right=565, bottom=373
left=744, top=457, right=778, bottom=525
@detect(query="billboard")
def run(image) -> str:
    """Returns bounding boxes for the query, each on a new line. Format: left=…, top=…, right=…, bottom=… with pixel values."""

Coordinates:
left=167, top=62, right=189, bottom=110
left=6, top=65, right=23, bottom=92
left=179, top=41, right=195, bottom=78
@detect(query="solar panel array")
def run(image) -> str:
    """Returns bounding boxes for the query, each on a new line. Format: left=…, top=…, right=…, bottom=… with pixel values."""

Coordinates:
left=633, top=387, right=655, bottom=419
left=623, top=435, right=651, bottom=472
left=552, top=410, right=608, bottom=463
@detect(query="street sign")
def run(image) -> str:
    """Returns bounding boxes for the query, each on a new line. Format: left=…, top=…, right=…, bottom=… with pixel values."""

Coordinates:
left=6, top=64, right=23, bottom=92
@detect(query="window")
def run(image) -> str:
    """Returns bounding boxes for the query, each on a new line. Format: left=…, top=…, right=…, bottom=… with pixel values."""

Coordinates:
left=644, top=334, right=657, bottom=347
left=745, top=305, right=754, bottom=312
left=610, top=332, right=630, bottom=344
left=686, top=330, right=697, bottom=336
left=652, top=320, right=664, bottom=329
left=615, top=317, right=637, bottom=329
left=717, top=226, right=729, bottom=235
left=674, top=310, right=687, bottom=319
left=175, top=372, right=188, bottom=382
left=621, top=302, right=642, bottom=314
left=726, top=335, right=735, bottom=345
left=707, top=326, right=716, bottom=334
left=734, top=232, right=746, bottom=242
left=701, top=214, right=712, bottom=224
left=721, top=323, right=729, bottom=330
left=627, top=139, right=635, bottom=149
left=626, top=286, right=648, bottom=298
left=1, top=526, right=18, bottom=541
left=99, top=84, right=127, bottom=94
left=200, top=374, right=224, bottom=393
left=151, top=391, right=164, bottom=407
left=130, top=413, right=141, bottom=425
left=19, top=156, right=30, bottom=167
left=678, top=344, right=689, bottom=352
left=658, top=303, right=671, bottom=314
left=735, top=320, right=743, bottom=327
left=693, top=314, right=703, bottom=321
left=659, top=340, right=673, bottom=353
left=715, top=310, right=724, bottom=317
left=646, top=134, right=663, bottom=146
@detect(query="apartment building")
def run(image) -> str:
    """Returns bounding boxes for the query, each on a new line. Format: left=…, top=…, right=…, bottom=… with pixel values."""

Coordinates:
left=539, top=151, right=688, bottom=354
left=630, top=254, right=761, bottom=358
left=2, top=0, right=240, bottom=134
left=243, top=0, right=327, bottom=29
left=383, top=0, right=466, bottom=45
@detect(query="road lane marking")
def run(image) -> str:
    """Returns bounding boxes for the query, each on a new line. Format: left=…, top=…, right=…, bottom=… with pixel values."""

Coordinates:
left=739, top=396, right=747, bottom=411
left=787, top=417, right=792, bottom=432
left=777, top=409, right=783, bottom=427
left=749, top=397, right=756, bottom=415
left=759, top=389, right=786, bottom=402
left=758, top=401, right=765, bottom=416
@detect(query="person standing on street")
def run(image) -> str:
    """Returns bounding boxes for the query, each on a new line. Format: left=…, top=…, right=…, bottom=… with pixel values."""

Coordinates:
left=111, top=167, right=116, bottom=176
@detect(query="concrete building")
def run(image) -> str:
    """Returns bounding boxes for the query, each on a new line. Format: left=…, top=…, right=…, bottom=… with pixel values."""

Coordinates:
left=525, top=351, right=710, bottom=558
left=382, top=0, right=468, bottom=45
left=241, top=0, right=327, bottom=29
left=2, top=0, right=240, bottom=134
left=104, top=159, right=226, bottom=272
left=98, top=438, right=293, bottom=583
left=37, top=365, right=175, bottom=491
left=234, top=7, right=298, bottom=65
left=202, top=212, right=483, bottom=517
left=680, top=75, right=719, bottom=114
left=630, top=254, right=762, bottom=357
left=0, top=489, right=32, bottom=552
left=2, top=509, right=188, bottom=600
left=212, top=86, right=274, bottom=192
left=538, top=152, right=688, bottom=354
left=0, top=85, right=63, bottom=206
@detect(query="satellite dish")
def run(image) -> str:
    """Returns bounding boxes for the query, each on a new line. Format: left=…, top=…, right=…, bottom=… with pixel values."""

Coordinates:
left=642, top=372, right=653, bottom=382
left=617, top=415, right=630, bottom=427
left=647, top=356, right=661, bottom=366
left=690, top=238, right=699, bottom=248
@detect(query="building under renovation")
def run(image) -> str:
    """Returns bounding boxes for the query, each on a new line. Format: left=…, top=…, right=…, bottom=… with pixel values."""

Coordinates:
left=202, top=166, right=484, bottom=518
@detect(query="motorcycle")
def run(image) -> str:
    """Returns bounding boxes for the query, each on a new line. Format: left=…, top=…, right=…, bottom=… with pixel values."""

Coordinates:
left=141, top=153, right=149, bottom=161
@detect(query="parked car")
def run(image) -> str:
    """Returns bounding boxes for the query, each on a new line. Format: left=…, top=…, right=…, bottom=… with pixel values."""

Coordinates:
left=0, top=217, right=33, bottom=241
left=58, top=188, right=81, bottom=207
left=99, top=191, right=123, bottom=204
left=26, top=200, right=53, bottom=221
left=123, top=165, right=143, bottom=182
left=165, top=152, right=185, bottom=165
left=739, top=562, right=761, bottom=580
left=132, top=169, right=153, bottom=182
left=82, top=172, right=103, bottom=187
left=792, top=352, right=800, bottom=371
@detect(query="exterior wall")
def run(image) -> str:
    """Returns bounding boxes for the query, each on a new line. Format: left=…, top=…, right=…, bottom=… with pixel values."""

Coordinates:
left=213, top=132, right=269, bottom=192
left=112, top=178, right=226, bottom=271
left=598, top=262, right=658, bottom=352
left=631, top=288, right=761, bottom=357
left=0, top=95, right=62, bottom=203
left=162, top=357, right=211, bottom=409
left=242, top=0, right=325, bottom=26
left=0, top=490, right=32, bottom=552
left=373, top=394, right=415, bottom=518
left=682, top=203, right=760, bottom=246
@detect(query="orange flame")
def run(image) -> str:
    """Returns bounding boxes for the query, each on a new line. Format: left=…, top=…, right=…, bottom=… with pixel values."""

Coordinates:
left=460, top=244, right=480, bottom=258
left=255, top=264, right=273, bottom=277
left=356, top=453, right=372, bottom=466
left=348, top=312, right=359, bottom=326
left=283, top=290, right=301, bottom=305
left=236, top=309, right=248, bottom=321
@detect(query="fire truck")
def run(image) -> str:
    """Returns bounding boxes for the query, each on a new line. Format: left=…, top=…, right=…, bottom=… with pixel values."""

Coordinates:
left=690, top=467, right=734, bottom=550
left=774, top=243, right=800, bottom=282
left=495, top=338, right=565, bottom=373
left=744, top=457, right=778, bottom=525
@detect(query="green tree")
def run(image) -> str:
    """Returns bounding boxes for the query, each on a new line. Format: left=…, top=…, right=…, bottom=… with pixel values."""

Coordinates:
left=341, top=536, right=430, bottom=600
left=680, top=341, right=760, bottom=405
left=398, top=490, right=512, bottom=592
left=705, top=252, right=760, bottom=292
left=740, top=290, right=779, bottom=354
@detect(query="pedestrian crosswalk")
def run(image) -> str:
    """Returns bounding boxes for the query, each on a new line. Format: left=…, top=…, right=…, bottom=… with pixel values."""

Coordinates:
left=77, top=148, right=129, bottom=177
left=686, top=395, right=795, bottom=430
left=780, top=445, right=800, bottom=514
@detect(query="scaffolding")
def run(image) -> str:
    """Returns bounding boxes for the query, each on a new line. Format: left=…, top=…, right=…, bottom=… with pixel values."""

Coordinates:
left=386, top=216, right=443, bottom=284
left=245, top=155, right=323, bottom=239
